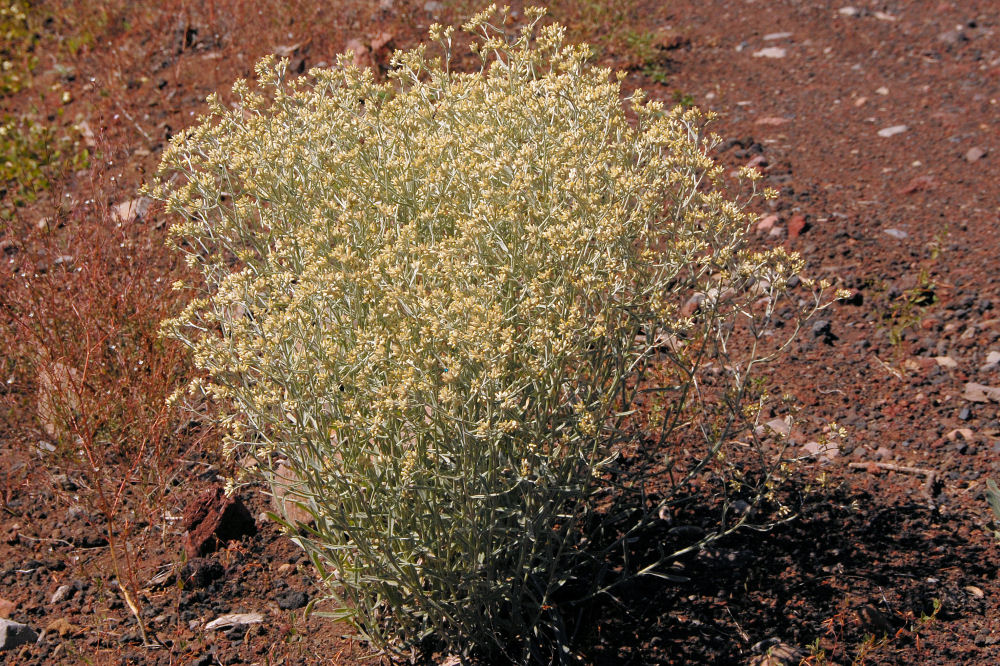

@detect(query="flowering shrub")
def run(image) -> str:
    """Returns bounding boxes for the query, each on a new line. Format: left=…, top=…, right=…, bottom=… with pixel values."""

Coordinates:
left=151, top=6, right=827, bottom=661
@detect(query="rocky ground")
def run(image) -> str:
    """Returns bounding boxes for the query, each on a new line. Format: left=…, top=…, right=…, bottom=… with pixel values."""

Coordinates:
left=1, top=0, right=999, bottom=664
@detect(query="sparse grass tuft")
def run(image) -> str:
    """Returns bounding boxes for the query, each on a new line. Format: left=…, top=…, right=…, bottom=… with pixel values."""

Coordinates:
left=0, top=115, right=89, bottom=218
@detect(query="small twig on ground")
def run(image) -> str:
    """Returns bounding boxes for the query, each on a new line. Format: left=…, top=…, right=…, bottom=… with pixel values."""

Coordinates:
left=848, top=461, right=938, bottom=506
left=871, top=355, right=903, bottom=380
left=726, top=606, right=750, bottom=643
left=16, top=533, right=79, bottom=549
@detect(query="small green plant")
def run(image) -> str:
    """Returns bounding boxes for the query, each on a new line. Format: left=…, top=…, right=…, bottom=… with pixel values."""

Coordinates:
left=0, top=115, right=89, bottom=217
left=622, top=28, right=659, bottom=66
left=545, top=0, right=670, bottom=67
left=806, top=636, right=827, bottom=664
left=808, top=598, right=942, bottom=665
left=986, top=479, right=1000, bottom=540
left=151, top=5, right=827, bottom=661
left=927, top=224, right=949, bottom=260
left=876, top=268, right=937, bottom=354
left=672, top=89, right=696, bottom=108
left=913, top=598, right=942, bottom=642
left=0, top=1, right=36, bottom=96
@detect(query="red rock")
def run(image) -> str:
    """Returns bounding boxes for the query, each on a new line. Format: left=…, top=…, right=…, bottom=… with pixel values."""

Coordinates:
left=903, top=356, right=936, bottom=374
left=857, top=604, right=893, bottom=634
left=0, top=598, right=14, bottom=619
left=370, top=31, right=394, bottom=53
left=271, top=463, right=315, bottom=529
left=898, top=175, right=936, bottom=194
left=272, top=42, right=301, bottom=58
left=345, top=38, right=374, bottom=69
left=787, top=214, right=807, bottom=241
left=681, top=293, right=705, bottom=317
left=965, top=146, right=987, bottom=163
left=946, top=428, right=974, bottom=442
left=757, top=214, right=779, bottom=232
left=182, top=486, right=257, bottom=559
left=46, top=617, right=81, bottom=638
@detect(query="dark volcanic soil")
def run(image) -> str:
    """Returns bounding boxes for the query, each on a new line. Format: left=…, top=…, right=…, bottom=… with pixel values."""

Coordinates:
left=2, top=1, right=999, bottom=664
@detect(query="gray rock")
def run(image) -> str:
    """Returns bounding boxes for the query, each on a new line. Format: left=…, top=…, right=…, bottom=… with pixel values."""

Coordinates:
left=965, top=585, right=985, bottom=599
left=66, top=505, right=87, bottom=520
left=753, top=47, right=787, bottom=59
left=934, top=355, right=958, bottom=369
left=204, top=612, right=263, bottom=631
left=682, top=292, right=706, bottom=316
left=883, top=228, right=908, bottom=239
left=877, top=125, right=908, bottom=138
left=811, top=319, right=833, bottom=339
left=277, top=590, right=307, bottom=610
left=0, top=619, right=38, bottom=651
left=801, top=441, right=839, bottom=462
left=938, top=30, right=968, bottom=46
left=750, top=641, right=805, bottom=665
left=766, top=417, right=792, bottom=437
left=34, top=441, right=57, bottom=456
left=111, top=197, right=152, bottom=224
left=180, top=558, right=224, bottom=589
left=668, top=524, right=705, bottom=539
left=50, top=584, right=72, bottom=605
left=963, top=382, right=1000, bottom=403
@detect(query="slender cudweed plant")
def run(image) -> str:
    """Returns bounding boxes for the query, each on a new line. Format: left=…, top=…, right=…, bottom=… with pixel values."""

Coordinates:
left=149, top=6, right=832, bottom=661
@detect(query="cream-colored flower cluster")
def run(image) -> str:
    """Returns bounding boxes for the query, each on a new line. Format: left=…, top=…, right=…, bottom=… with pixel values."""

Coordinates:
left=149, top=5, right=820, bottom=660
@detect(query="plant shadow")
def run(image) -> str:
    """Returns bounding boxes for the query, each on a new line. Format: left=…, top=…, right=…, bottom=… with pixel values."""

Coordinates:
left=567, top=480, right=996, bottom=664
